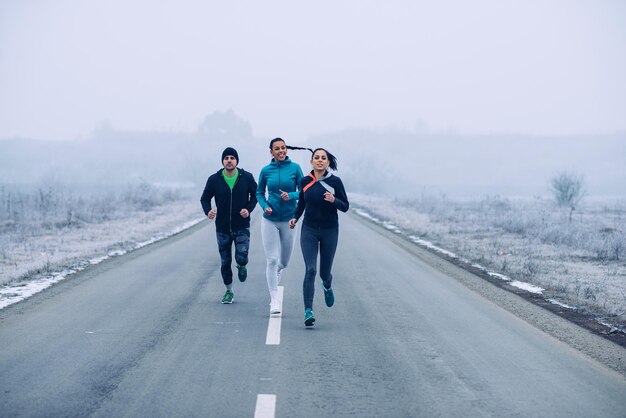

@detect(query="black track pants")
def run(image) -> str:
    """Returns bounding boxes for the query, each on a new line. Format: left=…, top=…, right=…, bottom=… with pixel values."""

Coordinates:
left=216, top=228, right=250, bottom=285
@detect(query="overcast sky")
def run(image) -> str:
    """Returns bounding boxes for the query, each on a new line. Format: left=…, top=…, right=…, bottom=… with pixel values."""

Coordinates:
left=1, top=0, right=625, bottom=141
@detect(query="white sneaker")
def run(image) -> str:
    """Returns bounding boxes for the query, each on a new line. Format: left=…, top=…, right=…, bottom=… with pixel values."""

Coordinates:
left=270, top=300, right=281, bottom=314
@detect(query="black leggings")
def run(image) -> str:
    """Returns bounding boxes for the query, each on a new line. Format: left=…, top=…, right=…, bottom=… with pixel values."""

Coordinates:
left=300, top=224, right=339, bottom=310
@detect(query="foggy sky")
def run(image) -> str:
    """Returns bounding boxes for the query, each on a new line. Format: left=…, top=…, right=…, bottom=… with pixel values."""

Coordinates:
left=1, top=0, right=625, bottom=141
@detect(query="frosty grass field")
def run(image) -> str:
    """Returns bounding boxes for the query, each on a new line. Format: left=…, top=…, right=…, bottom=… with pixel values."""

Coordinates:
left=1, top=185, right=624, bottom=333
left=350, top=193, right=626, bottom=332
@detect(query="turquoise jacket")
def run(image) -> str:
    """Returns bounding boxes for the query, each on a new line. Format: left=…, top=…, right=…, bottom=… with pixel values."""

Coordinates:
left=256, top=157, right=304, bottom=221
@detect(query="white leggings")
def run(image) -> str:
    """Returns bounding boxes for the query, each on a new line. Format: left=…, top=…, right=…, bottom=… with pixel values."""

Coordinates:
left=261, top=217, right=296, bottom=296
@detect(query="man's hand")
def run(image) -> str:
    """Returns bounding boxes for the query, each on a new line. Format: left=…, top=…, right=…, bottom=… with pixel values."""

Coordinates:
left=240, top=208, right=249, bottom=218
left=208, top=209, right=217, bottom=219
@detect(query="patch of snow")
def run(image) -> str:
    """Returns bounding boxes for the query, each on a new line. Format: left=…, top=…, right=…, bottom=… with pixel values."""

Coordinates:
left=488, top=272, right=511, bottom=281
left=548, top=299, right=576, bottom=310
left=353, top=208, right=382, bottom=223
left=89, top=256, right=109, bottom=265
left=596, top=319, right=624, bottom=334
left=408, top=235, right=458, bottom=258
left=471, top=263, right=487, bottom=271
left=510, top=280, right=544, bottom=294
left=382, top=221, right=402, bottom=233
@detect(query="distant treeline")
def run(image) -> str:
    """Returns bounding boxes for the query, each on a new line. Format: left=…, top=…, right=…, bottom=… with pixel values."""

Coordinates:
left=1, top=120, right=625, bottom=197
left=310, top=130, right=626, bottom=197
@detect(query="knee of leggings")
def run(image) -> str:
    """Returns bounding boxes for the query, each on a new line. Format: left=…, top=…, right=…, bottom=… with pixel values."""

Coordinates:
left=305, top=265, right=317, bottom=277
left=267, top=257, right=279, bottom=268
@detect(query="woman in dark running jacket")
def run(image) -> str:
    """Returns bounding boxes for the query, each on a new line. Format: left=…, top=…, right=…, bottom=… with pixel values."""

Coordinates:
left=289, top=148, right=349, bottom=327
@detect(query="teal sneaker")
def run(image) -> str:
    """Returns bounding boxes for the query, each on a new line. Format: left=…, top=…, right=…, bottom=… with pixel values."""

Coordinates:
left=236, top=264, right=247, bottom=282
left=323, top=284, right=334, bottom=307
left=304, top=308, right=315, bottom=327
left=221, top=290, right=234, bottom=304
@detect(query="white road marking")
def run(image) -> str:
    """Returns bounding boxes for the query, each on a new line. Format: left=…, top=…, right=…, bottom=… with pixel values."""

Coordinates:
left=254, top=394, right=276, bottom=418
left=265, top=286, right=284, bottom=345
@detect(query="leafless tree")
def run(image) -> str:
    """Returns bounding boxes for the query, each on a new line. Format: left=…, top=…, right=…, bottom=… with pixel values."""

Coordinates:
left=550, top=172, right=585, bottom=222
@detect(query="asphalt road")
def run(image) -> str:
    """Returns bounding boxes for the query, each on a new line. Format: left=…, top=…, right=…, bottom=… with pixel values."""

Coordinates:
left=1, top=212, right=625, bottom=417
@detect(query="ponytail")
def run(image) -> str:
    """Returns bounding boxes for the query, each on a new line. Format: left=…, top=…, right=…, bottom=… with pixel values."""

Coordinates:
left=269, top=137, right=313, bottom=153
left=286, top=145, right=314, bottom=153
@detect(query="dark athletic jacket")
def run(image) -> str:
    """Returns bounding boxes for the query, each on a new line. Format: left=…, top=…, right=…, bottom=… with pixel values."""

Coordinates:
left=294, top=171, right=349, bottom=229
left=200, top=168, right=258, bottom=233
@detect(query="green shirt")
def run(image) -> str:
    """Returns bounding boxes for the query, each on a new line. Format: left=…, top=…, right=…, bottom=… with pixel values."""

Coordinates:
left=222, top=168, right=239, bottom=190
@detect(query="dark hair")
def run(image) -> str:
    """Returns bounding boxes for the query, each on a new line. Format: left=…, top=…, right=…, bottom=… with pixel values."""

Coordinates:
left=311, top=148, right=338, bottom=171
left=269, top=137, right=285, bottom=149
left=286, top=145, right=313, bottom=153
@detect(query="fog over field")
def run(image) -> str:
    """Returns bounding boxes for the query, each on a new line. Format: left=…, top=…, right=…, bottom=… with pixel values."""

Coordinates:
left=1, top=118, right=624, bottom=199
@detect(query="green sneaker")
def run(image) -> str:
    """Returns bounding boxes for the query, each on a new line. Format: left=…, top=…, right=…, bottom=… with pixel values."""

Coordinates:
left=304, top=308, right=315, bottom=327
left=221, top=290, right=234, bottom=304
left=236, top=264, right=247, bottom=282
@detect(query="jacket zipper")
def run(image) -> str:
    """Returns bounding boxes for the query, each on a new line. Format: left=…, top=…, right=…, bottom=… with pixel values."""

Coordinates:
left=278, top=163, right=282, bottom=220
left=229, top=186, right=233, bottom=233
left=229, top=174, right=242, bottom=233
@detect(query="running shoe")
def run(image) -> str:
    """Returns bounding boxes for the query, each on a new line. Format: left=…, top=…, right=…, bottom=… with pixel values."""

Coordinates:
left=236, top=264, right=247, bottom=282
left=221, top=290, right=234, bottom=304
left=270, top=300, right=281, bottom=314
left=323, top=285, right=334, bottom=307
left=304, top=308, right=315, bottom=327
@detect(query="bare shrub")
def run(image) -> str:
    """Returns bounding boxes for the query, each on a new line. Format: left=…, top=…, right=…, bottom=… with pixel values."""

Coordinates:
left=550, top=172, right=585, bottom=223
left=523, top=257, right=541, bottom=277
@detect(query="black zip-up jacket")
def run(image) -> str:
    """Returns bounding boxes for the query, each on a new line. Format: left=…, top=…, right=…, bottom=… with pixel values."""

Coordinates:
left=294, top=171, right=349, bottom=229
left=200, top=168, right=258, bottom=233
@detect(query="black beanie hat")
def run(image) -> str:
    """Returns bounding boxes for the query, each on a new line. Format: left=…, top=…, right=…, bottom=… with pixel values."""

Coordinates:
left=221, top=147, right=239, bottom=163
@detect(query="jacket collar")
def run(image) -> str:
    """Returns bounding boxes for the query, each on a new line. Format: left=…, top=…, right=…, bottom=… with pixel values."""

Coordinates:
left=309, top=169, right=332, bottom=181
left=270, top=156, right=292, bottom=166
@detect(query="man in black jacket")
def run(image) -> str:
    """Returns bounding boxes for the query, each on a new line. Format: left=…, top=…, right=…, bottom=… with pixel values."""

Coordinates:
left=201, top=147, right=258, bottom=304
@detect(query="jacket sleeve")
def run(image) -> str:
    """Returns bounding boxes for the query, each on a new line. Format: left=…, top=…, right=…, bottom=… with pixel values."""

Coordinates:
left=288, top=165, right=304, bottom=201
left=256, top=167, right=269, bottom=211
left=332, top=178, right=349, bottom=213
left=293, top=180, right=306, bottom=221
left=247, top=173, right=258, bottom=213
left=200, top=176, right=214, bottom=215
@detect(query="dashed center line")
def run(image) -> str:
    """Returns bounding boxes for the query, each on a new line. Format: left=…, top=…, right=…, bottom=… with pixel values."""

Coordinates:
left=258, top=287, right=283, bottom=416
left=265, top=286, right=284, bottom=345
left=254, top=394, right=276, bottom=418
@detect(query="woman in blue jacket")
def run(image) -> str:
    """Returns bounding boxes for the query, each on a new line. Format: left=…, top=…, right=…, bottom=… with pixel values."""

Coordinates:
left=256, top=138, right=304, bottom=314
